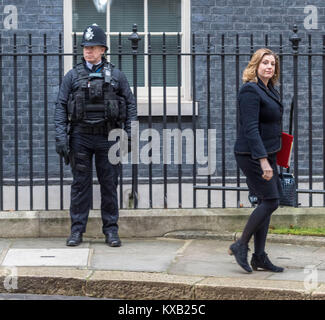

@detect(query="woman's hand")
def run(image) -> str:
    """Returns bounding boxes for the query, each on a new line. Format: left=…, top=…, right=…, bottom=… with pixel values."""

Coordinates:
left=259, top=158, right=273, bottom=181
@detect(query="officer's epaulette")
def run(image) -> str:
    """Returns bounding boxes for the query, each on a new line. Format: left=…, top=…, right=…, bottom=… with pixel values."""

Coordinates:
left=74, top=62, right=90, bottom=81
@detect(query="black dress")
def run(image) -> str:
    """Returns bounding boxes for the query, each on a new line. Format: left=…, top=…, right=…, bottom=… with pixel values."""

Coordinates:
left=235, top=153, right=282, bottom=200
left=234, top=78, right=284, bottom=200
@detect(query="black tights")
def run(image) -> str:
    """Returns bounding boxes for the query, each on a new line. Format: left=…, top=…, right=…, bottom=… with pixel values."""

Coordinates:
left=240, top=199, right=279, bottom=255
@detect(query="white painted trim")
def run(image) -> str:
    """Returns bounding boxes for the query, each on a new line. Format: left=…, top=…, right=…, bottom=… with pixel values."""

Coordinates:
left=182, top=0, right=191, bottom=101
left=144, top=0, right=148, bottom=88
left=63, top=0, right=73, bottom=75
left=106, top=0, right=110, bottom=63
left=137, top=100, right=198, bottom=116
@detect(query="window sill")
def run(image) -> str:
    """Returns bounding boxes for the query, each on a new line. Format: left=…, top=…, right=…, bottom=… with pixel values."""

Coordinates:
left=137, top=100, right=199, bottom=116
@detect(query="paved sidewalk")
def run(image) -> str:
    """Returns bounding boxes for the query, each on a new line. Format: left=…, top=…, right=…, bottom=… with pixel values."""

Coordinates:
left=0, top=236, right=324, bottom=300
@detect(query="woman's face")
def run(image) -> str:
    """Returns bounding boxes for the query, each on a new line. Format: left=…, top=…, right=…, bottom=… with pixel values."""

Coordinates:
left=257, top=54, right=276, bottom=83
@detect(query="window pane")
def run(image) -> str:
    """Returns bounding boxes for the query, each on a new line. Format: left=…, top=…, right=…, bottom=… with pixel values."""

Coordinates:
left=148, top=0, right=181, bottom=32
left=72, top=0, right=106, bottom=32
left=110, top=0, right=144, bottom=32
left=150, top=35, right=181, bottom=87
left=70, top=35, right=144, bottom=87
left=110, top=36, right=145, bottom=87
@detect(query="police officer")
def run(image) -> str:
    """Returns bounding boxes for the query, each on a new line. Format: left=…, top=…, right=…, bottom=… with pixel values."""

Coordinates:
left=55, top=24, right=137, bottom=247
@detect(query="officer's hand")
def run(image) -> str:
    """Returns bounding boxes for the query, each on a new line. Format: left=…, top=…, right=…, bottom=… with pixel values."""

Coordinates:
left=56, top=142, right=70, bottom=165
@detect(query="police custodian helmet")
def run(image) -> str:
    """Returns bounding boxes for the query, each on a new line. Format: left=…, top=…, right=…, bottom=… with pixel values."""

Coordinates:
left=81, top=24, right=108, bottom=50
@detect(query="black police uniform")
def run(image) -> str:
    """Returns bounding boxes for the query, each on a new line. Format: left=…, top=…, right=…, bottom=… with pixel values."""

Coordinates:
left=55, top=25, right=137, bottom=245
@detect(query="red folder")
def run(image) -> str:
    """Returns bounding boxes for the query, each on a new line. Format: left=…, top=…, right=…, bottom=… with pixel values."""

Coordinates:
left=277, top=132, right=293, bottom=168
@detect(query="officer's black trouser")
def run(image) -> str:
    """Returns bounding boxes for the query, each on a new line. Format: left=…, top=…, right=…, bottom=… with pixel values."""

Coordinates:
left=69, top=132, right=119, bottom=235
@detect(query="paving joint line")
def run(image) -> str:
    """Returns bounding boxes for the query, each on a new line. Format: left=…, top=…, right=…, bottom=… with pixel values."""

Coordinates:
left=87, top=248, right=94, bottom=269
left=166, top=239, right=193, bottom=274
left=0, top=240, right=14, bottom=266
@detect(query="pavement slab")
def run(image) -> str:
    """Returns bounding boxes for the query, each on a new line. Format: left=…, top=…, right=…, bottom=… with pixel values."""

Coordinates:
left=1, top=249, right=90, bottom=267
left=267, top=268, right=325, bottom=283
left=168, top=239, right=270, bottom=279
left=0, top=239, right=12, bottom=266
left=167, top=239, right=324, bottom=281
left=90, top=238, right=186, bottom=272
left=0, top=239, right=12, bottom=249
left=261, top=243, right=325, bottom=270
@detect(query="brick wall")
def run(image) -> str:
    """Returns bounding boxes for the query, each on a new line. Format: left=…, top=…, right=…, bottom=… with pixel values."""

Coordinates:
left=192, top=0, right=325, bottom=177
left=0, top=0, right=63, bottom=182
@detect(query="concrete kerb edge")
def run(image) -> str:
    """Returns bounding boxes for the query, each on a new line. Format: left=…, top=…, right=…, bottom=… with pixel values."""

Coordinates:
left=163, top=231, right=325, bottom=247
left=0, top=208, right=324, bottom=240
left=0, top=269, right=320, bottom=300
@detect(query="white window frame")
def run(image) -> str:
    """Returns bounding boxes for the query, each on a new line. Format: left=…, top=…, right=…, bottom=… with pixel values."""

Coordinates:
left=64, top=0, right=194, bottom=115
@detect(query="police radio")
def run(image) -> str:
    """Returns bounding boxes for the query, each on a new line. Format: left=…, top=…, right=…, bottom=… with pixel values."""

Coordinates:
left=104, top=66, right=111, bottom=84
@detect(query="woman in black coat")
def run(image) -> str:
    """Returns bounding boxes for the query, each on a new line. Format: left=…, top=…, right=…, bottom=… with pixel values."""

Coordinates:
left=229, top=48, right=284, bottom=273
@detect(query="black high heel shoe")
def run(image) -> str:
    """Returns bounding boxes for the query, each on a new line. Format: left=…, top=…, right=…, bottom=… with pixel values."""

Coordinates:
left=251, top=252, right=284, bottom=272
left=228, top=240, right=252, bottom=273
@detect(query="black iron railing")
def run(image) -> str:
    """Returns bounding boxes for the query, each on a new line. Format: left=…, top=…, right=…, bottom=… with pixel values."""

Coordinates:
left=0, top=25, right=324, bottom=210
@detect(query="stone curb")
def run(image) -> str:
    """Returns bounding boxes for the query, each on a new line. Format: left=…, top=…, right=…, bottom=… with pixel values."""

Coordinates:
left=163, top=231, right=325, bottom=247
left=0, top=268, right=324, bottom=300
left=0, top=208, right=325, bottom=239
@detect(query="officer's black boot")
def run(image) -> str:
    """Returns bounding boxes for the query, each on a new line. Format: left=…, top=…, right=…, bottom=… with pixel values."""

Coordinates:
left=228, top=240, right=252, bottom=273
left=251, top=252, right=284, bottom=272
left=66, top=232, right=83, bottom=246
left=105, top=231, right=121, bottom=247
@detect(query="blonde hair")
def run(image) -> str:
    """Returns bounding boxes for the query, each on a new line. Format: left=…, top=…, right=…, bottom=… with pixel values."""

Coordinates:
left=242, top=48, right=280, bottom=86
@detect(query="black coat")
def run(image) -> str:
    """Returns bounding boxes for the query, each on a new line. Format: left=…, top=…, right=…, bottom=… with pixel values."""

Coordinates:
left=55, top=58, right=137, bottom=144
left=234, top=77, right=283, bottom=160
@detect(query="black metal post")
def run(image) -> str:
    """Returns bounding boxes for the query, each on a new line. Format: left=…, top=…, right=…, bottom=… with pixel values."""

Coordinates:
left=221, top=34, right=226, bottom=208
left=58, top=33, right=64, bottom=210
left=13, top=34, right=18, bottom=210
left=148, top=33, right=153, bottom=209
left=250, top=34, right=254, bottom=57
left=192, top=33, right=197, bottom=208
left=128, top=24, right=140, bottom=209
left=265, top=34, right=268, bottom=47
left=323, top=35, right=325, bottom=206
left=308, top=34, right=313, bottom=207
left=206, top=34, right=211, bottom=208
left=279, top=34, right=283, bottom=101
left=235, top=33, right=240, bottom=207
left=177, top=33, right=182, bottom=209
left=0, top=35, right=3, bottom=210
left=118, top=32, right=122, bottom=70
left=43, top=34, right=49, bottom=210
left=279, top=34, right=284, bottom=178
left=28, top=34, right=34, bottom=210
left=289, top=24, right=301, bottom=207
left=73, top=32, right=77, bottom=67
left=162, top=33, right=167, bottom=209
left=118, top=32, right=123, bottom=209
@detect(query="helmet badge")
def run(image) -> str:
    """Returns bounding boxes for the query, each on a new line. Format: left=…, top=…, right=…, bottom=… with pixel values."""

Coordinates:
left=85, top=27, right=94, bottom=41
